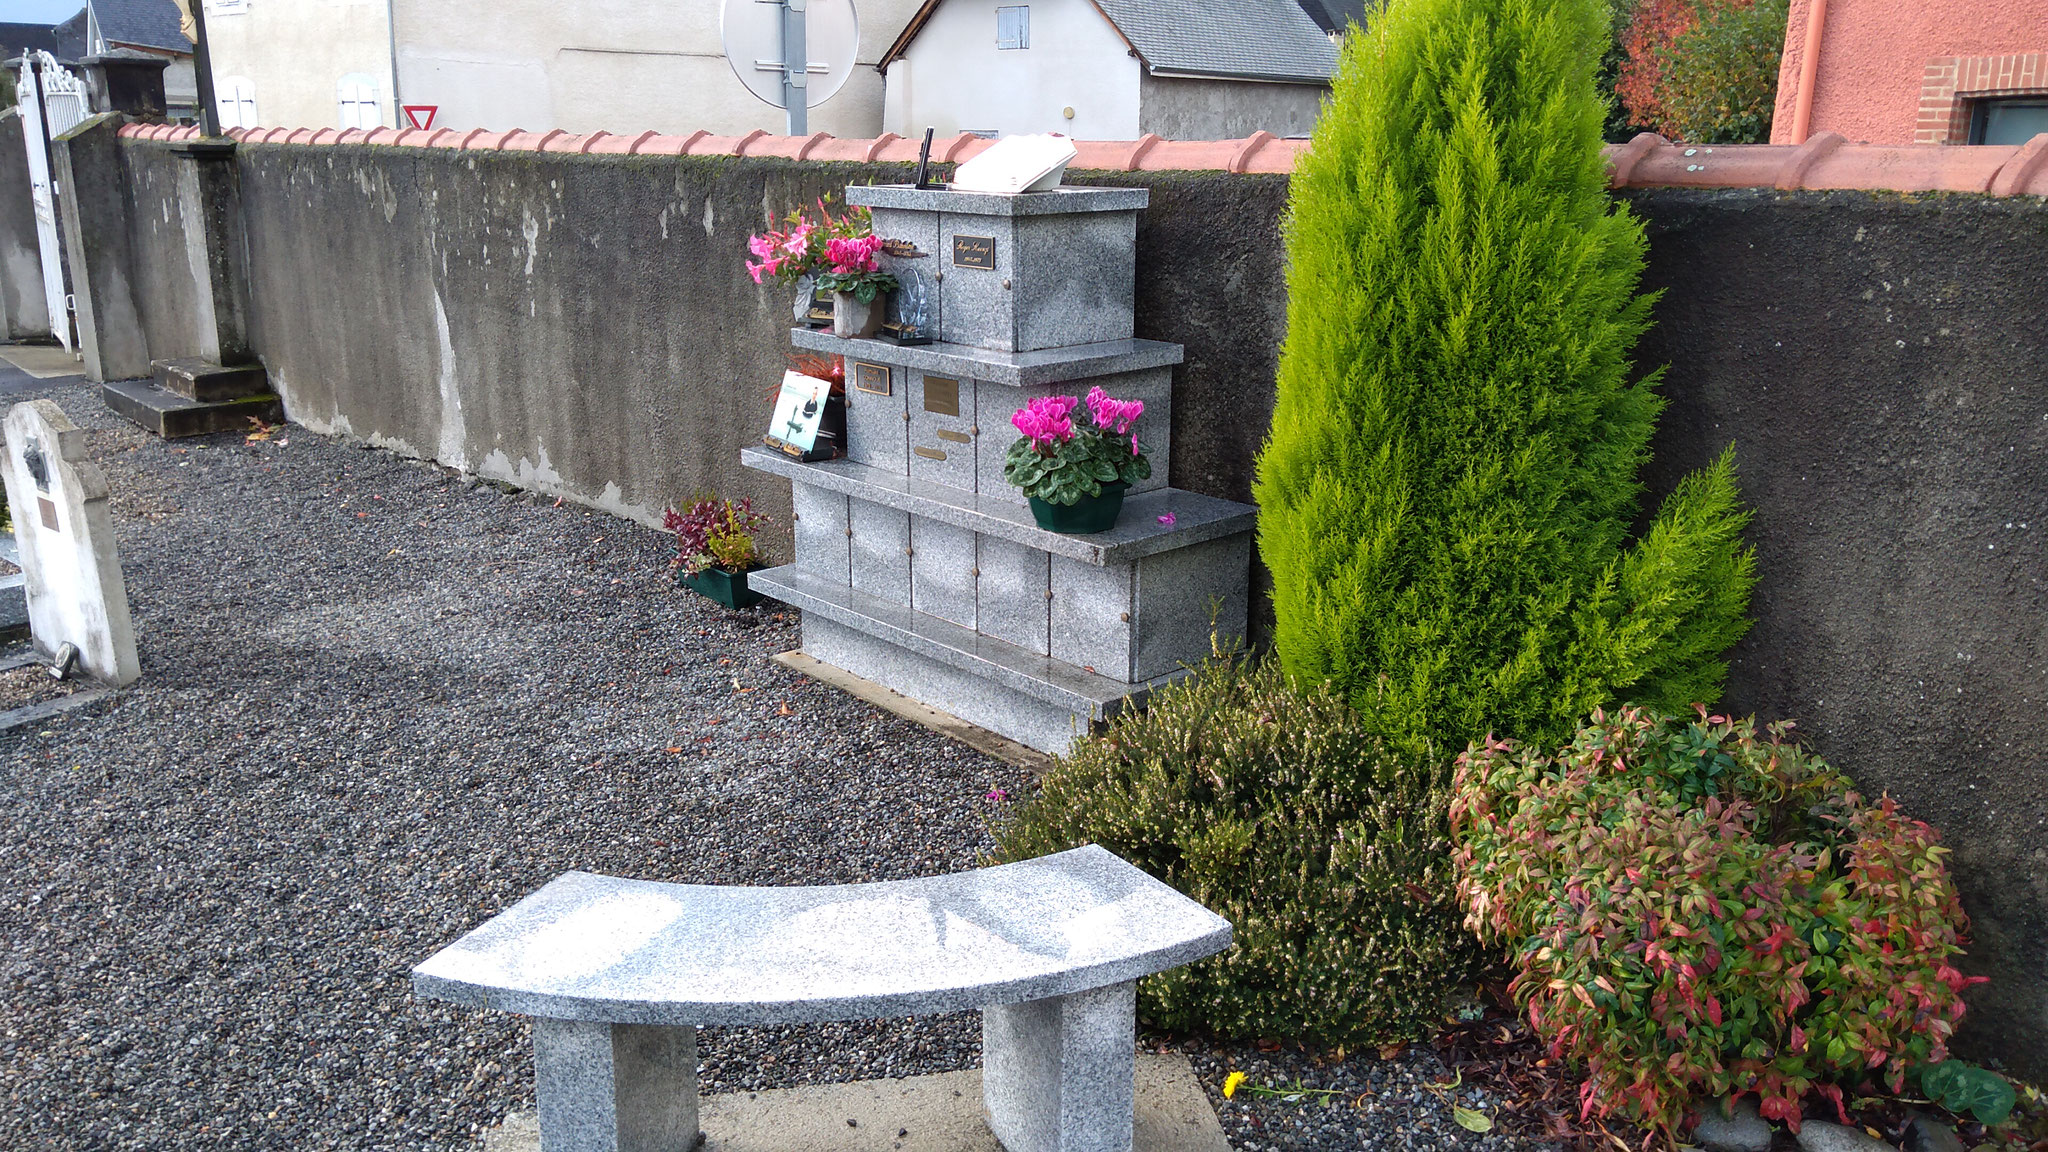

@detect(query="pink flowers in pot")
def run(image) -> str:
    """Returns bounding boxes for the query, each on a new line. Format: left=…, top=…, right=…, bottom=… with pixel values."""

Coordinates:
left=1085, top=385, right=1144, bottom=453
left=744, top=198, right=870, bottom=286
left=1002, top=388, right=1153, bottom=508
left=825, top=235, right=884, bottom=275
left=1011, top=395, right=1078, bottom=450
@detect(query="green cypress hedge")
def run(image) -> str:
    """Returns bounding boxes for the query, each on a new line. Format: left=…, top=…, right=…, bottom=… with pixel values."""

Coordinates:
left=1253, top=0, right=1756, bottom=759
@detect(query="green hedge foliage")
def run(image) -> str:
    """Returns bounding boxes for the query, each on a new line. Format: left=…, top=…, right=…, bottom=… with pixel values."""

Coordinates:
left=1254, top=0, right=1757, bottom=760
left=995, top=658, right=1482, bottom=1046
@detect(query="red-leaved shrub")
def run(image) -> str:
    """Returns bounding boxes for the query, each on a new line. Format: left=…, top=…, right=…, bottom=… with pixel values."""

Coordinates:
left=1450, top=707, right=1984, bottom=1137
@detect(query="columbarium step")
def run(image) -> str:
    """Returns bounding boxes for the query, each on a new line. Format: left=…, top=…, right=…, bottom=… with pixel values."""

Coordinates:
left=742, top=446, right=1256, bottom=567
left=746, top=563, right=1192, bottom=753
left=788, top=329, right=1183, bottom=387
left=150, top=357, right=270, bottom=402
left=102, top=377, right=282, bottom=439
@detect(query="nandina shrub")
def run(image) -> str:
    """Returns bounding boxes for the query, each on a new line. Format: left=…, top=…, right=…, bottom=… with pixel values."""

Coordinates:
left=1451, top=707, right=1983, bottom=1137
left=996, top=657, right=1483, bottom=1046
left=1618, top=0, right=1788, bottom=143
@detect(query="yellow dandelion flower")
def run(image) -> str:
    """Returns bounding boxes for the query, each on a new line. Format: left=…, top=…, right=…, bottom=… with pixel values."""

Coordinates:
left=1222, top=1071, right=1247, bottom=1099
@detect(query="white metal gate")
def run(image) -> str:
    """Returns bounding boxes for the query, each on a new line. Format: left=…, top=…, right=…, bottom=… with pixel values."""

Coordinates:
left=17, top=51, right=91, bottom=350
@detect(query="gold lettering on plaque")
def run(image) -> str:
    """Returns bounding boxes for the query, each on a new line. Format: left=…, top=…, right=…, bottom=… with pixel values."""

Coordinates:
left=922, top=377, right=960, bottom=416
left=935, top=429, right=971, bottom=444
left=914, top=446, right=948, bottom=461
left=951, top=235, right=996, bottom=270
left=880, top=238, right=927, bottom=258
left=853, top=361, right=892, bottom=396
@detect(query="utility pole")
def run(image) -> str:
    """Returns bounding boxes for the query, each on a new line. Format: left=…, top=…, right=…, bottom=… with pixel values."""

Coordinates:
left=781, top=0, right=808, bottom=135
left=184, top=0, right=224, bottom=136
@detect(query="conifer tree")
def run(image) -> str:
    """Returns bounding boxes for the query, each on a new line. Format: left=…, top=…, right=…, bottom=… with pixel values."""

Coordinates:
left=1253, top=0, right=1755, bottom=757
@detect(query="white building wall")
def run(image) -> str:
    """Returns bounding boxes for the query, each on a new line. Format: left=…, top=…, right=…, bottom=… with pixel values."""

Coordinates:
left=391, top=0, right=922, bottom=138
left=198, top=0, right=394, bottom=131
left=884, top=0, right=1141, bottom=139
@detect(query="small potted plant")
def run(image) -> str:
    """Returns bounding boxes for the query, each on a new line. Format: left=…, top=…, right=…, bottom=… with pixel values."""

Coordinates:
left=745, top=197, right=872, bottom=329
left=816, top=234, right=899, bottom=339
left=665, top=496, right=771, bottom=609
left=1002, top=386, right=1152, bottom=533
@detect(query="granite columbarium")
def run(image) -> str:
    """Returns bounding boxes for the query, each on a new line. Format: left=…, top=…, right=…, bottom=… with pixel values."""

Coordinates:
left=743, top=184, right=1258, bottom=755
left=1, top=399, right=139, bottom=684
left=413, top=845, right=1233, bottom=1152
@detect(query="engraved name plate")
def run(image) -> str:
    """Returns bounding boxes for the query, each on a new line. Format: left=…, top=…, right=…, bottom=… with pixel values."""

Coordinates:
left=951, top=235, right=996, bottom=270
left=923, top=377, right=961, bottom=417
left=854, top=361, right=893, bottom=396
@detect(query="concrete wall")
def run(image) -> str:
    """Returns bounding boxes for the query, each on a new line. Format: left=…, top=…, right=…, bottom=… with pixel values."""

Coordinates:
left=392, top=0, right=923, bottom=139
left=62, top=131, right=2048, bottom=1076
left=883, top=0, right=1141, bottom=139
left=199, top=0, right=394, bottom=131
left=1771, top=0, right=2048, bottom=144
left=1626, top=187, right=2048, bottom=1077
left=1138, top=75, right=1327, bottom=140
left=0, top=109, right=54, bottom=339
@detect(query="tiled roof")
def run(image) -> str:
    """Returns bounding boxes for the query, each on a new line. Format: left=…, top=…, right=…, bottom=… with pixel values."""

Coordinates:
left=1295, top=0, right=1371, bottom=36
left=1094, top=0, right=1338, bottom=84
left=91, top=0, right=189, bottom=54
left=0, top=11, right=88, bottom=62
left=113, top=123, right=2048, bottom=197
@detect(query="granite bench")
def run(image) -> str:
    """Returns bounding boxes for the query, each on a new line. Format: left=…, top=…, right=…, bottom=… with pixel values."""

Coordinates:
left=412, top=844, right=1233, bottom=1152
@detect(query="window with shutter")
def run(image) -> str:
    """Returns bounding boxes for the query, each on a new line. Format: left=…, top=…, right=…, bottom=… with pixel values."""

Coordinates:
left=996, top=6, right=1029, bottom=50
left=337, top=74, right=381, bottom=130
left=219, top=78, right=258, bottom=129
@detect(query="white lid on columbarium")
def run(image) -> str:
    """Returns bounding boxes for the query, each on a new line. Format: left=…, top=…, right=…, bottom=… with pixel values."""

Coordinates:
left=950, top=133, right=1078, bottom=195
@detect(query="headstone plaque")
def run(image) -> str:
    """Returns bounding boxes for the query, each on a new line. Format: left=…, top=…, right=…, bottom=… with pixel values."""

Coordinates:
left=2, top=400, right=140, bottom=685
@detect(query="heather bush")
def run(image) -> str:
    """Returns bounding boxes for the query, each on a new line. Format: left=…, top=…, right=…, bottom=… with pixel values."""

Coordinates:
left=1451, top=707, right=1984, bottom=1136
left=996, top=658, right=1482, bottom=1046
left=1256, top=0, right=1756, bottom=762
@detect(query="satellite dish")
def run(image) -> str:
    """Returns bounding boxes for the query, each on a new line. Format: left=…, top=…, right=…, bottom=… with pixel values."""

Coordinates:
left=721, top=0, right=860, bottom=111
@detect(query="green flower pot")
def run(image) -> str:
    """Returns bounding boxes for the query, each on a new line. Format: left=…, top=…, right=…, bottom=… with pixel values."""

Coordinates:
left=1027, top=482, right=1128, bottom=534
left=678, top=566, right=765, bottom=609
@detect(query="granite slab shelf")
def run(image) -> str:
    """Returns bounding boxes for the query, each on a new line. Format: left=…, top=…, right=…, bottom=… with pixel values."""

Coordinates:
left=743, top=446, right=1255, bottom=567
left=790, top=328, right=1182, bottom=387
left=849, top=184, right=1153, bottom=216
left=745, top=564, right=1191, bottom=720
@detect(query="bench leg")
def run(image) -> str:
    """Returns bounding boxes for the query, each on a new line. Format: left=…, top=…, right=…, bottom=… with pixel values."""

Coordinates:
left=982, top=980, right=1137, bottom=1152
left=532, top=1018, right=700, bottom=1152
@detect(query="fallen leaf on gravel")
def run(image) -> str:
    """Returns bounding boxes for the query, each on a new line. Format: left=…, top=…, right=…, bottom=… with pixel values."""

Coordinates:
left=1379, top=1044, right=1406, bottom=1060
left=1454, top=1105, right=1493, bottom=1132
left=776, top=702, right=793, bottom=716
left=665, top=747, right=682, bottom=754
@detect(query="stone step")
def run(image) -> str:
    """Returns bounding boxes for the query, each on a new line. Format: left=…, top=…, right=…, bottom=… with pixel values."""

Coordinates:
left=743, top=445, right=1256, bottom=567
left=151, top=357, right=270, bottom=402
left=102, top=378, right=283, bottom=439
left=748, top=563, right=1190, bottom=725
left=791, top=328, right=1182, bottom=387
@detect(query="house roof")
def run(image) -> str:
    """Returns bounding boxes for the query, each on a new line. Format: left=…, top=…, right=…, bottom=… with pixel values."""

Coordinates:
left=91, top=0, right=190, bottom=55
left=0, top=10, right=88, bottom=62
left=1295, top=0, right=1371, bottom=36
left=880, top=0, right=1339, bottom=86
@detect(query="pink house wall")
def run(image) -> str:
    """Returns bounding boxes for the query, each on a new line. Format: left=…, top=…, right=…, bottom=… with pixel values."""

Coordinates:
left=1770, top=0, right=2048, bottom=145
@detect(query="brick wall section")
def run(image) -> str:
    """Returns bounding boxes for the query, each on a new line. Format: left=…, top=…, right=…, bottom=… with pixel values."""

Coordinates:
left=114, top=122, right=2048, bottom=195
left=1917, top=52, right=2048, bottom=143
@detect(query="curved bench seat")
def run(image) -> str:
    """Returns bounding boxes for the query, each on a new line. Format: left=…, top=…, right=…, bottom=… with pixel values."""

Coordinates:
left=413, top=844, right=1231, bottom=1027
left=411, top=846, right=1232, bottom=1152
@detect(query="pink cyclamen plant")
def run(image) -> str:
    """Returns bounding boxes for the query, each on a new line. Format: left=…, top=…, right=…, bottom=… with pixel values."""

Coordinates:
left=1085, top=385, right=1145, bottom=453
left=825, top=235, right=884, bottom=275
left=1011, top=395, right=1078, bottom=449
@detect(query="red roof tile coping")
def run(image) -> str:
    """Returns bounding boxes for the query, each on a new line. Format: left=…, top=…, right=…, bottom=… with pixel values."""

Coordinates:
left=108, top=123, right=2048, bottom=194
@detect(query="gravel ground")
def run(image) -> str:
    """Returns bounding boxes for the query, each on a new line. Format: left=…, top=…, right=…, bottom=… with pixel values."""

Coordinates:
left=0, top=378, right=1551, bottom=1151
left=0, top=657, right=89, bottom=712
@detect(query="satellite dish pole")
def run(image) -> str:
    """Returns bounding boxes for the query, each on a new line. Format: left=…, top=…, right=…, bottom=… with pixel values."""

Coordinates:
left=781, top=0, right=807, bottom=135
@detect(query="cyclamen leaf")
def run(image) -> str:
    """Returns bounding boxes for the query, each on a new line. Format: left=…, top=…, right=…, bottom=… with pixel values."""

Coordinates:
left=1453, top=1106, right=1494, bottom=1133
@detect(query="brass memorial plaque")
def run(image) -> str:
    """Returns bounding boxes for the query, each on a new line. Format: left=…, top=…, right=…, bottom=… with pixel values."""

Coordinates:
left=935, top=429, right=971, bottom=444
left=914, top=447, right=948, bottom=461
left=951, top=235, right=996, bottom=270
left=881, top=238, right=927, bottom=258
left=37, top=498, right=57, bottom=531
left=853, top=361, right=892, bottom=396
left=923, top=377, right=961, bottom=416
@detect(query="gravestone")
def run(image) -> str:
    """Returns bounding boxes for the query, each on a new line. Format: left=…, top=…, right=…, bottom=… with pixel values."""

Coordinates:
left=1, top=400, right=139, bottom=684
left=743, top=185, right=1257, bottom=754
